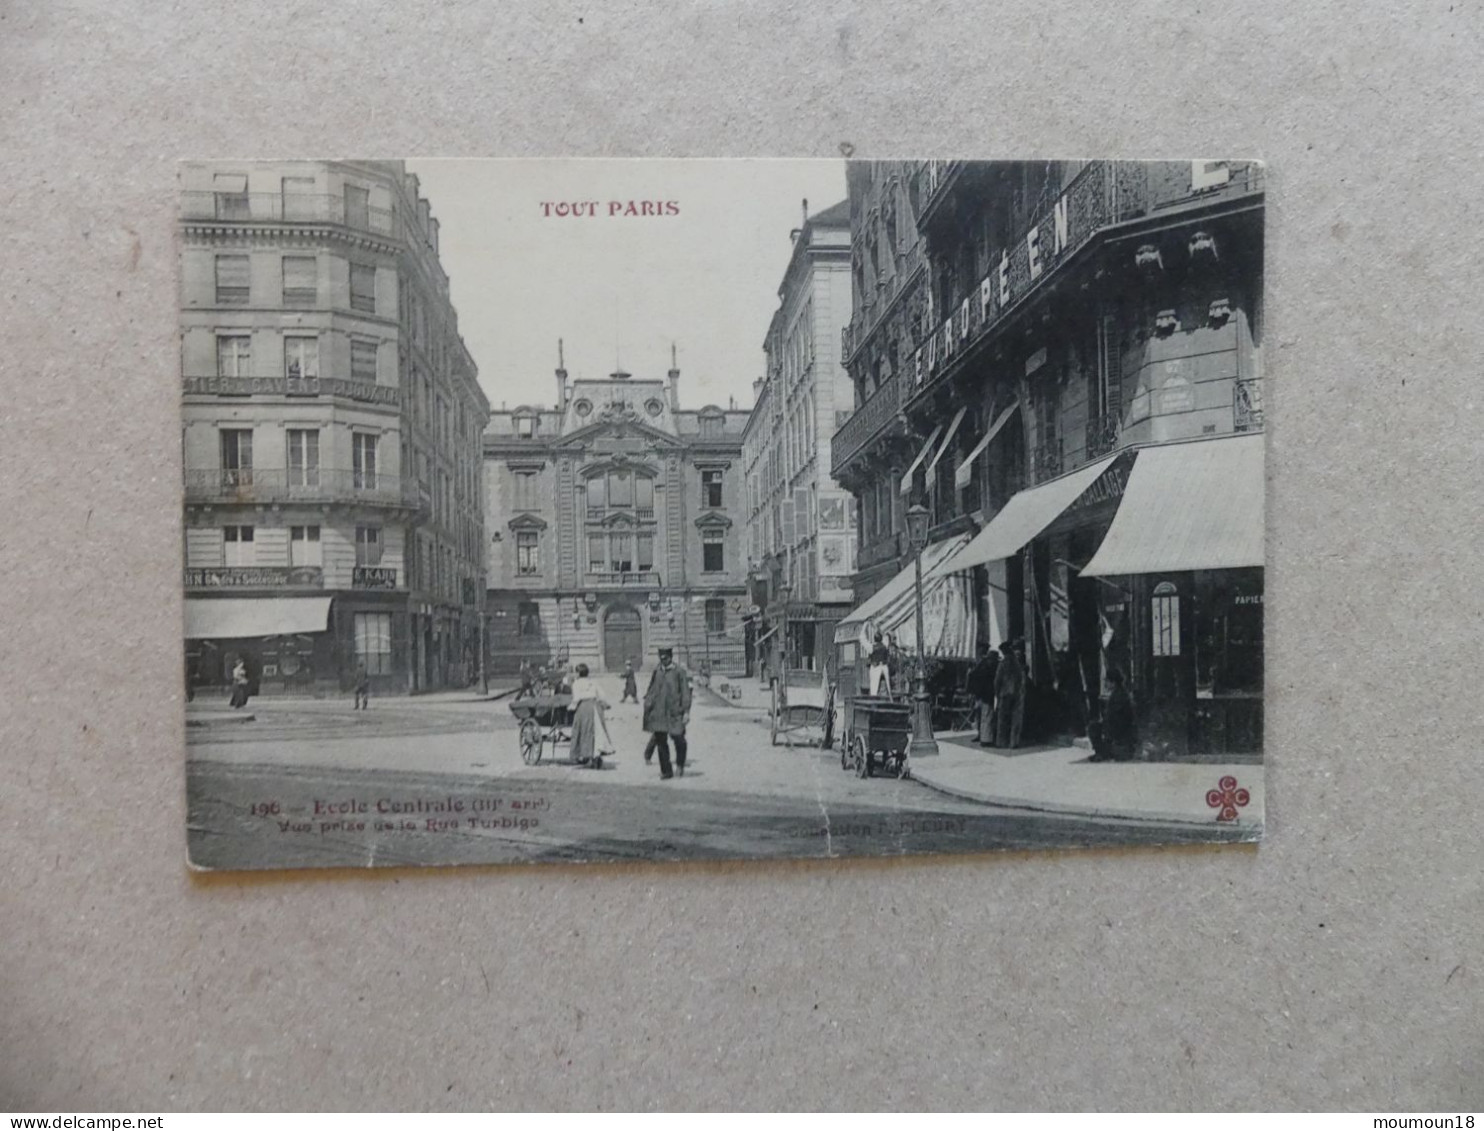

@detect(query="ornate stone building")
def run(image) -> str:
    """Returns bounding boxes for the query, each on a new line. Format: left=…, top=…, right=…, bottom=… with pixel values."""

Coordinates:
left=179, top=161, right=488, bottom=695
left=483, top=349, right=749, bottom=677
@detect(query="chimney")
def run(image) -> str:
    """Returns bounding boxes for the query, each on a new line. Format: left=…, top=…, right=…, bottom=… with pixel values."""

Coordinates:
left=555, top=338, right=569, bottom=410
left=667, top=342, right=680, bottom=410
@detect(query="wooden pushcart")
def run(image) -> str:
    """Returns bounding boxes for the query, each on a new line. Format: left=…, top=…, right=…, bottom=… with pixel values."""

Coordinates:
left=508, top=694, right=605, bottom=769
left=769, top=672, right=834, bottom=748
left=841, top=695, right=913, bottom=779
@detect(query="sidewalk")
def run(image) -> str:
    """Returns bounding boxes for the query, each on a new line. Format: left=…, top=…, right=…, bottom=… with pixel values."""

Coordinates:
left=909, top=732, right=1264, bottom=829
left=696, top=676, right=774, bottom=713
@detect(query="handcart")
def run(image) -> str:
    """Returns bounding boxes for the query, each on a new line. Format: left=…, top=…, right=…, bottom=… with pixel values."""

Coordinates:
left=841, top=695, right=913, bottom=779
left=508, top=694, right=605, bottom=769
left=769, top=673, right=834, bottom=748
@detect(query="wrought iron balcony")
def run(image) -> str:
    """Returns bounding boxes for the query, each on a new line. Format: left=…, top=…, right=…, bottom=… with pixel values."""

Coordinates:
left=1234, top=377, right=1264, bottom=432
left=856, top=530, right=905, bottom=572
left=184, top=467, right=420, bottom=509
left=583, top=570, right=662, bottom=587
left=1032, top=441, right=1064, bottom=484
left=585, top=506, right=656, bottom=522
left=831, top=373, right=905, bottom=477
left=179, top=191, right=398, bottom=238
left=1085, top=410, right=1122, bottom=459
left=183, top=374, right=401, bottom=407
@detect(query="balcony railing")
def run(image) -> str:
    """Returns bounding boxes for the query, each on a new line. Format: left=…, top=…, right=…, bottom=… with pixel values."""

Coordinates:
left=831, top=373, right=905, bottom=477
left=184, top=467, right=419, bottom=509
left=841, top=243, right=925, bottom=361
left=1234, top=378, right=1264, bottom=433
left=585, top=506, right=656, bottom=522
left=583, top=570, right=662, bottom=587
left=1086, top=410, right=1122, bottom=459
left=1032, top=441, right=1064, bottom=484
left=856, top=530, right=904, bottom=572
left=183, top=374, right=401, bottom=407
left=180, top=191, right=398, bottom=238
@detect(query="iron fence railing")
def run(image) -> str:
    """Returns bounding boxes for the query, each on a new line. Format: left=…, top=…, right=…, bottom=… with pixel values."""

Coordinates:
left=179, top=191, right=398, bottom=238
left=1085, top=410, right=1122, bottom=459
left=831, top=373, right=904, bottom=476
left=184, top=467, right=419, bottom=508
left=1032, top=441, right=1064, bottom=484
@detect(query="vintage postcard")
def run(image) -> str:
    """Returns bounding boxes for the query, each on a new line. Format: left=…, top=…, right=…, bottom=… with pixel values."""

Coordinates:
left=182, top=158, right=1265, bottom=870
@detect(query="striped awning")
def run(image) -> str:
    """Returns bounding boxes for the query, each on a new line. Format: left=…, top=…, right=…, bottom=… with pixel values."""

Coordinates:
left=832, top=533, right=971, bottom=646
left=898, top=424, right=944, bottom=497
left=1081, top=434, right=1264, bottom=577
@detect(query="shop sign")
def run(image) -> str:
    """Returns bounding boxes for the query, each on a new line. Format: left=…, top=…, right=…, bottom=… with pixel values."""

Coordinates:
left=185, top=566, right=323, bottom=589
left=1066, top=466, right=1128, bottom=513
left=353, top=566, right=399, bottom=590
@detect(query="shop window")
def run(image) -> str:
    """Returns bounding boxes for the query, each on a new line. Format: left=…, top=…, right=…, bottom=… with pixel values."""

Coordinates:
left=1151, top=582, right=1180, bottom=657
left=355, top=525, right=382, bottom=567
left=1194, top=571, right=1263, bottom=696
left=354, top=611, right=393, bottom=676
left=516, top=531, right=539, bottom=576
left=215, top=255, right=249, bottom=306
left=223, top=525, right=255, bottom=567
left=289, top=525, right=321, bottom=567
left=517, top=601, right=542, bottom=637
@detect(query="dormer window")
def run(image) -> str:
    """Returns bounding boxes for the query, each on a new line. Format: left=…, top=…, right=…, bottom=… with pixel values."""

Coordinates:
left=698, top=409, right=725, bottom=439
left=514, top=413, right=538, bottom=437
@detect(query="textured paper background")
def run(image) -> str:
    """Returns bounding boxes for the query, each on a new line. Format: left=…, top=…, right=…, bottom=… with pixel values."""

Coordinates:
left=2, top=0, right=1482, bottom=1111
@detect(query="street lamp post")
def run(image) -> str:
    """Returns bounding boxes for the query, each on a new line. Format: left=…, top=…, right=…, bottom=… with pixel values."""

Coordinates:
left=905, top=503, right=939, bottom=757
left=777, top=581, right=791, bottom=682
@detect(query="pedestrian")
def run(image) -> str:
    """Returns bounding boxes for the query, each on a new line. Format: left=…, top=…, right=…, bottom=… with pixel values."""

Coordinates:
left=886, top=633, right=903, bottom=697
left=993, top=640, right=1025, bottom=749
left=642, top=645, right=692, bottom=779
left=867, top=632, right=890, bottom=697
left=621, top=659, right=639, bottom=704
left=1101, top=668, right=1138, bottom=762
left=568, top=663, right=610, bottom=766
left=353, top=661, right=370, bottom=710
left=229, top=656, right=250, bottom=710
left=968, top=642, right=1000, bottom=746
left=518, top=661, right=535, bottom=698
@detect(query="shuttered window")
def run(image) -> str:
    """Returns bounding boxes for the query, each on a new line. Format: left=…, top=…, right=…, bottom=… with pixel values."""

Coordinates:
left=282, top=256, right=317, bottom=307
left=215, top=255, right=249, bottom=305
left=350, top=338, right=378, bottom=382
left=350, top=263, right=376, bottom=313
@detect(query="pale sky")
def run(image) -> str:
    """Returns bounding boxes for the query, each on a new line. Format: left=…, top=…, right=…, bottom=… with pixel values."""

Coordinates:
left=406, top=159, right=848, bottom=412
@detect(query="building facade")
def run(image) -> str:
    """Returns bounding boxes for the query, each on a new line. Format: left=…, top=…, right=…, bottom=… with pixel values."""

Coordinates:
left=742, top=200, right=859, bottom=676
left=180, top=161, right=489, bottom=696
left=833, top=160, right=1265, bottom=759
left=483, top=351, right=750, bottom=678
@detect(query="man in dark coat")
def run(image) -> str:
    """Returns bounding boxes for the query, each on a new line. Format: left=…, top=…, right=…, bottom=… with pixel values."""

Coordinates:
left=968, top=643, right=1000, bottom=746
left=993, top=640, right=1025, bottom=749
left=1102, top=668, right=1138, bottom=762
left=643, top=646, right=692, bottom=779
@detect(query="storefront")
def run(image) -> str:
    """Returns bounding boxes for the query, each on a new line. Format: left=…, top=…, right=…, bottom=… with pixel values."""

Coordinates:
left=184, top=595, right=335, bottom=696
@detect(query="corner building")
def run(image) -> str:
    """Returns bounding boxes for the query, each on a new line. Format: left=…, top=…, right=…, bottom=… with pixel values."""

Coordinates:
left=180, top=161, right=489, bottom=696
left=833, top=160, right=1265, bottom=759
left=483, top=354, right=750, bottom=678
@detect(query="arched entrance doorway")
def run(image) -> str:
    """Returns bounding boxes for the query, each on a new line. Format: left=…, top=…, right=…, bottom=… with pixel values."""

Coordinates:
left=603, top=605, right=643, bottom=673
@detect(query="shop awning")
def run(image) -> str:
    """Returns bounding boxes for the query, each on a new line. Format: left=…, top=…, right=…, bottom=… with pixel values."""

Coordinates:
left=931, top=452, right=1121, bottom=577
left=184, top=597, right=333, bottom=640
left=955, top=400, right=1019, bottom=489
left=926, top=406, right=969, bottom=474
left=1081, top=434, right=1264, bottom=577
left=898, top=424, right=944, bottom=497
left=833, top=533, right=971, bottom=645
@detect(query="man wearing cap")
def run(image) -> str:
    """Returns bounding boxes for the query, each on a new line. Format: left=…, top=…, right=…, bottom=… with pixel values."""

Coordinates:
left=643, top=646, right=692, bottom=779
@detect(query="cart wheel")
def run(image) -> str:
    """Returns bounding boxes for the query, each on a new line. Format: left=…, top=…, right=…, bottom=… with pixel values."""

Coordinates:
left=853, top=735, right=871, bottom=779
left=519, top=719, right=541, bottom=765
left=840, top=731, right=851, bottom=771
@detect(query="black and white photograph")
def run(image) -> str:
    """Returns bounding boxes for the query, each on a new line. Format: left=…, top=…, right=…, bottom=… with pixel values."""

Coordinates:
left=181, top=158, right=1266, bottom=870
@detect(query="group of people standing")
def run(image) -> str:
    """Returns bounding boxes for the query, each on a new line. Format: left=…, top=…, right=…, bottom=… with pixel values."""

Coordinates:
left=966, top=640, right=1029, bottom=749
left=533, top=647, right=694, bottom=780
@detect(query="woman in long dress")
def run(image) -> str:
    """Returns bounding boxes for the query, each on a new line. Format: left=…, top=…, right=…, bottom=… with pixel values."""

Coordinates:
left=567, top=663, right=610, bottom=765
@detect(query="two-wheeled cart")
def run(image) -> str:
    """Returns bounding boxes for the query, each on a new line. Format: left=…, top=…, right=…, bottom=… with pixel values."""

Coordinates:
left=841, top=695, right=913, bottom=779
left=508, top=693, right=605, bottom=769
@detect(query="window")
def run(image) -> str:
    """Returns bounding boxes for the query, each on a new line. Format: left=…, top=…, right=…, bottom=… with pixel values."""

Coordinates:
left=282, top=256, right=316, bottom=306
left=352, top=433, right=378, bottom=489
left=219, top=429, right=252, bottom=486
left=516, top=415, right=535, bottom=437
left=289, top=524, right=321, bottom=567
left=215, top=255, right=249, bottom=305
left=702, top=530, right=725, bottom=573
left=610, top=533, right=633, bottom=573
left=216, top=335, right=250, bottom=377
left=636, top=532, right=654, bottom=572
left=349, top=263, right=376, bottom=313
left=344, top=184, right=370, bottom=229
left=516, top=531, right=539, bottom=576
left=286, top=429, right=319, bottom=486
left=355, top=525, right=382, bottom=566
left=513, top=471, right=538, bottom=510
left=281, top=176, right=315, bottom=220
left=587, top=534, right=606, bottom=573
left=350, top=338, right=378, bottom=383
left=213, top=173, right=249, bottom=219
left=701, top=468, right=724, bottom=509
left=705, top=598, right=726, bottom=634
left=353, top=611, right=393, bottom=676
left=608, top=470, right=633, bottom=507
left=517, top=601, right=542, bottom=637
left=284, top=336, right=318, bottom=380
left=223, top=525, right=255, bottom=566
left=635, top=475, right=654, bottom=512
left=699, top=415, right=722, bottom=438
